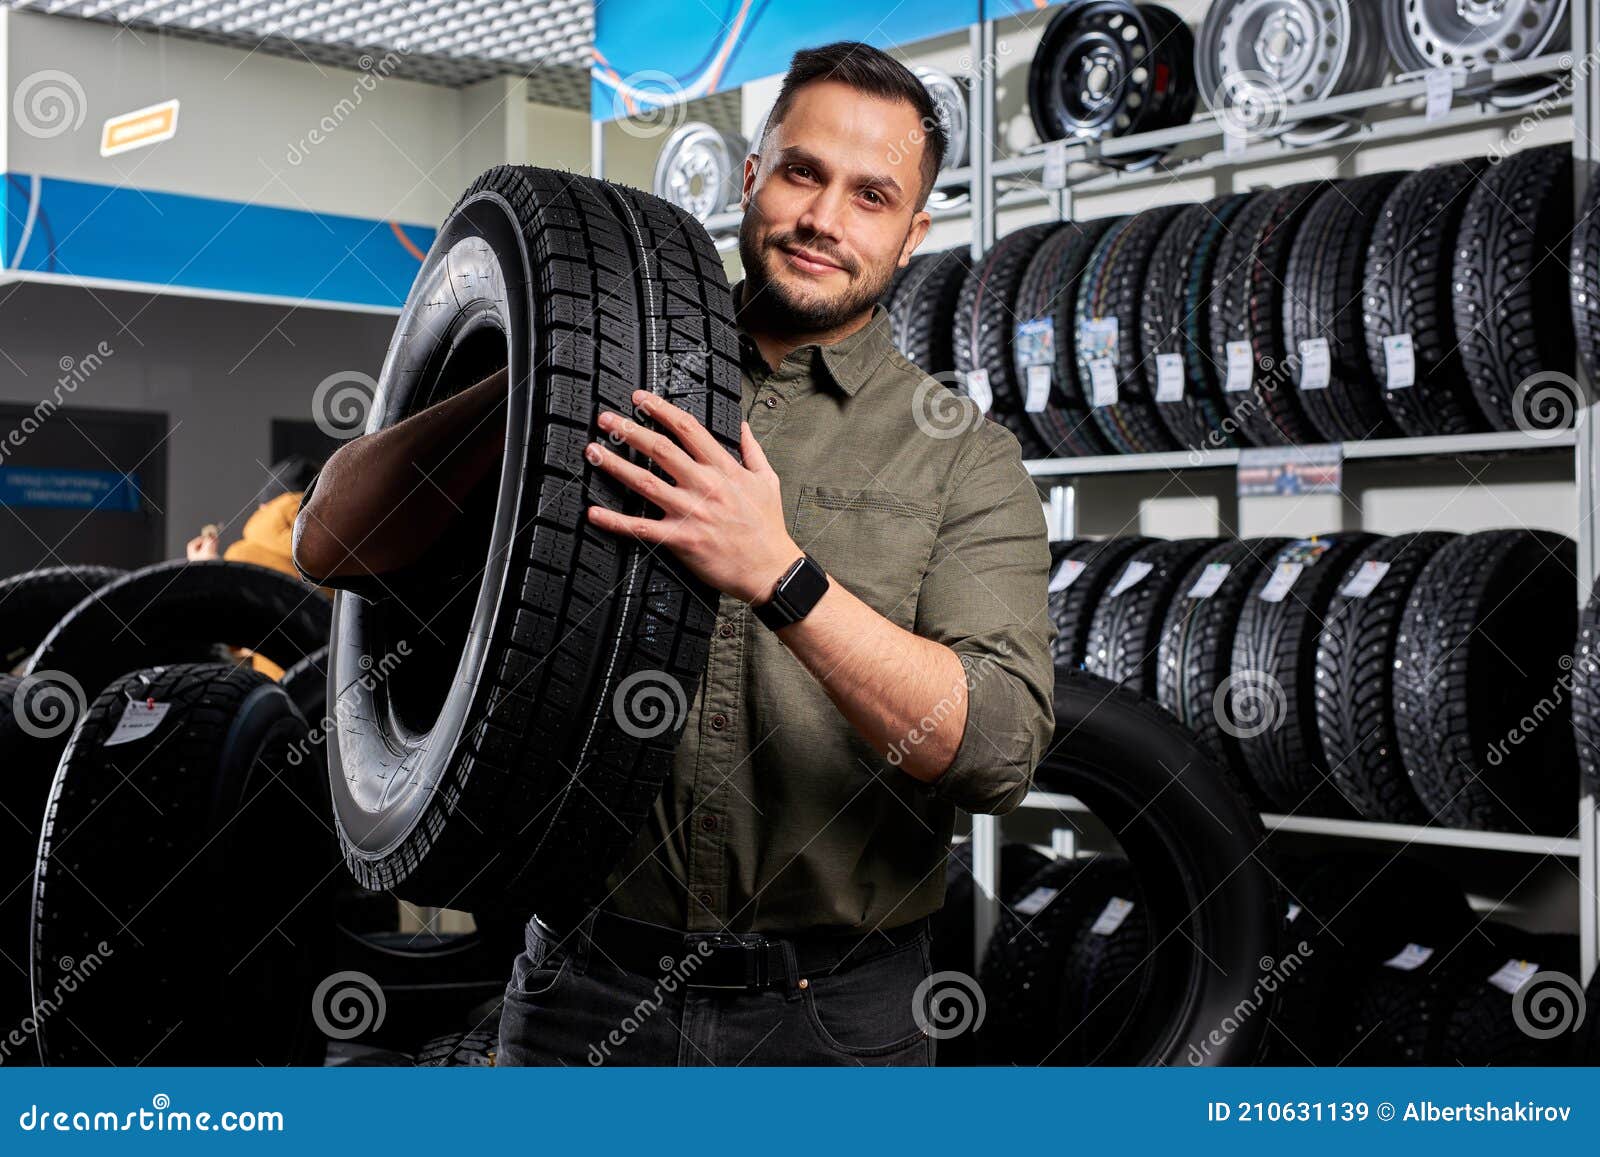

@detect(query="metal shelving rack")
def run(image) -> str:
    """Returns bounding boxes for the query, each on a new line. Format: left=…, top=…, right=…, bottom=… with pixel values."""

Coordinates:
left=592, top=4, right=1600, bottom=988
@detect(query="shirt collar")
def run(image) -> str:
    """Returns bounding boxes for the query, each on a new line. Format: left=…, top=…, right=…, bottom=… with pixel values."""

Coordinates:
left=732, top=278, right=896, bottom=398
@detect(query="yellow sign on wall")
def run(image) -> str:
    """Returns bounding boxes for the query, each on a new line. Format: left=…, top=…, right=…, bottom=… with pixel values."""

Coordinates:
left=100, top=99, right=180, bottom=157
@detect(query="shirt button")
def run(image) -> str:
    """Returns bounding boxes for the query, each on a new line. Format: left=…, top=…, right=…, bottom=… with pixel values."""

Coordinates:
left=701, top=815, right=718, bottom=831
left=710, top=712, right=728, bottom=730
left=718, top=622, right=735, bottom=638
left=763, top=396, right=779, bottom=408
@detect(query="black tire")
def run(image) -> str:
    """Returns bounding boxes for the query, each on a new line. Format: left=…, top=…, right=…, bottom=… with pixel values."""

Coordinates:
left=1281, top=173, right=1405, bottom=443
left=325, top=166, right=741, bottom=912
left=22, top=560, right=330, bottom=701
left=1140, top=195, right=1252, bottom=452
left=954, top=222, right=1067, bottom=459
left=0, top=565, right=124, bottom=671
left=1230, top=534, right=1379, bottom=815
left=1573, top=170, right=1600, bottom=389
left=979, top=855, right=1151, bottom=1066
left=1156, top=537, right=1290, bottom=798
left=32, top=663, right=336, bottom=1064
left=1364, top=161, right=1491, bottom=437
left=1084, top=537, right=1221, bottom=696
left=1016, top=666, right=1280, bottom=1066
left=414, top=1027, right=498, bottom=1067
left=1313, top=532, right=1458, bottom=823
left=1049, top=537, right=1157, bottom=670
left=1453, top=146, right=1577, bottom=433
left=1265, top=852, right=1475, bottom=1065
left=1209, top=182, right=1331, bottom=446
left=1075, top=207, right=1185, bottom=454
left=1574, top=588, right=1600, bottom=803
left=278, top=644, right=330, bottom=726
left=1393, top=530, right=1579, bottom=832
left=888, top=248, right=972, bottom=376
left=1438, top=926, right=1582, bottom=1066
left=1013, top=219, right=1118, bottom=457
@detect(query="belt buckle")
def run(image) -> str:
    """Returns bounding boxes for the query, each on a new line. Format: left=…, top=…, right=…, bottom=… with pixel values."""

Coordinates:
left=681, top=932, right=770, bottom=989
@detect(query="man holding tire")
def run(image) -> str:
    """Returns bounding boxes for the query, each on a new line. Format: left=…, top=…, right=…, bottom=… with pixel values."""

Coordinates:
left=294, top=42, right=1054, bottom=1066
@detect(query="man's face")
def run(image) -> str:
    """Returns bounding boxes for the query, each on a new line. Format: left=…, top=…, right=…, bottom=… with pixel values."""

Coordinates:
left=737, top=79, right=933, bottom=333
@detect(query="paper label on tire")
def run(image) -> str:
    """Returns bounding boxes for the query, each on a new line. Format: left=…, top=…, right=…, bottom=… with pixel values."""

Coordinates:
left=1384, top=333, right=1415, bottom=389
left=1488, top=959, right=1540, bottom=995
left=1187, top=562, right=1231, bottom=599
left=1286, top=902, right=1302, bottom=923
left=1090, top=897, right=1135, bottom=936
left=1089, top=358, right=1118, bottom=407
left=1049, top=557, right=1086, bottom=593
left=965, top=368, right=992, bottom=414
left=1155, top=353, right=1185, bottom=402
left=1339, top=560, right=1391, bottom=599
left=1014, top=885, right=1059, bottom=916
left=1384, top=943, right=1435, bottom=971
left=106, top=699, right=172, bottom=746
left=1297, top=338, right=1331, bottom=390
left=1258, top=561, right=1304, bottom=603
left=1107, top=560, right=1153, bottom=598
left=1025, top=364, right=1052, bottom=412
left=1224, top=341, right=1253, bottom=392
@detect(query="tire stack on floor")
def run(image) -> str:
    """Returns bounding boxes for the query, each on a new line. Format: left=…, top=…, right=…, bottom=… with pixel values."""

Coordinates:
left=873, top=146, right=1588, bottom=461
left=1042, top=530, right=1581, bottom=830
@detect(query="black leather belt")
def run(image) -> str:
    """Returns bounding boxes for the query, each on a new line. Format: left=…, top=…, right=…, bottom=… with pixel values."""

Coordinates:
left=537, top=908, right=929, bottom=992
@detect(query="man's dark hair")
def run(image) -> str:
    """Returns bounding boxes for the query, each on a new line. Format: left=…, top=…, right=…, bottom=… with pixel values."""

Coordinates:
left=760, top=41, right=948, bottom=211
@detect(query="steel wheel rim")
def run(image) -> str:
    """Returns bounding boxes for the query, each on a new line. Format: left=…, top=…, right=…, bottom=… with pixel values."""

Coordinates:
left=653, top=121, right=744, bottom=222
left=1385, top=0, right=1568, bottom=70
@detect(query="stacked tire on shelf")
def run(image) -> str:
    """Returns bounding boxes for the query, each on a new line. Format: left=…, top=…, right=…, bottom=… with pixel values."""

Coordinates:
left=876, top=145, right=1589, bottom=458
left=1046, top=529, right=1582, bottom=831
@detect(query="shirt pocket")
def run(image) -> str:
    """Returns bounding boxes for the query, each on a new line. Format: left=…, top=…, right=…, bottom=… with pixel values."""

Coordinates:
left=791, top=484, right=941, bottom=631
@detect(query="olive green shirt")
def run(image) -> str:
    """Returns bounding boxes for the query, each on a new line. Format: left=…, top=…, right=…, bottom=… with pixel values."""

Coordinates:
left=602, top=282, right=1055, bottom=934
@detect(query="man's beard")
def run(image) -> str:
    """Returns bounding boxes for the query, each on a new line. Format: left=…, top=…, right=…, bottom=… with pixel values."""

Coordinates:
left=737, top=221, right=899, bottom=334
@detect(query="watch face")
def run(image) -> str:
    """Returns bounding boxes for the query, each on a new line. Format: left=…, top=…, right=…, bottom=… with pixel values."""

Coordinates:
left=782, top=554, right=830, bottom=611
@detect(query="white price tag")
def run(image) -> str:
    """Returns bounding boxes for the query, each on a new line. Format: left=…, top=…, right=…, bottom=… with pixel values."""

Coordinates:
left=1014, top=885, right=1058, bottom=916
left=965, top=368, right=992, bottom=414
left=1090, top=897, right=1135, bottom=936
left=106, top=699, right=172, bottom=747
left=1384, top=333, right=1416, bottom=389
left=1107, top=560, right=1154, bottom=599
left=1049, top=557, right=1086, bottom=594
left=1298, top=337, right=1331, bottom=390
left=1339, top=559, right=1392, bottom=599
left=1155, top=352, right=1186, bottom=402
left=1258, top=561, right=1305, bottom=603
left=1224, top=128, right=1247, bottom=157
left=1488, top=959, right=1540, bottom=995
left=1042, top=141, right=1067, bottom=190
left=1384, top=943, right=1435, bottom=972
left=1089, top=358, right=1118, bottom=407
left=1286, top=902, right=1302, bottom=923
left=1224, top=340, right=1254, bottom=392
left=1424, top=68, right=1455, bottom=122
left=1187, top=562, right=1232, bottom=599
left=1025, top=364, right=1052, bottom=412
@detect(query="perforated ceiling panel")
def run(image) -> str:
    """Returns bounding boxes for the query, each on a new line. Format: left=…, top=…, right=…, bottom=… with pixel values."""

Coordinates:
left=4, top=0, right=596, bottom=108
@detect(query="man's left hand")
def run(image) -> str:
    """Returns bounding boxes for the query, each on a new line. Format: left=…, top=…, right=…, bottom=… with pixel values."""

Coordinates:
left=585, top=389, right=803, bottom=605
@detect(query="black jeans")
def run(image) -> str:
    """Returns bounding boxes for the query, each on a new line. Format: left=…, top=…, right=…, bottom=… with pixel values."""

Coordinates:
left=496, top=911, right=935, bottom=1066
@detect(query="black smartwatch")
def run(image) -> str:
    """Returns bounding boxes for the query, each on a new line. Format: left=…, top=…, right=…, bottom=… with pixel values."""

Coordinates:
left=752, top=553, right=830, bottom=630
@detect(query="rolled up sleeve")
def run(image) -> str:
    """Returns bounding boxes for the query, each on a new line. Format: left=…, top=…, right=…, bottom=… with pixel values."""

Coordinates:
left=913, top=419, right=1056, bottom=815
